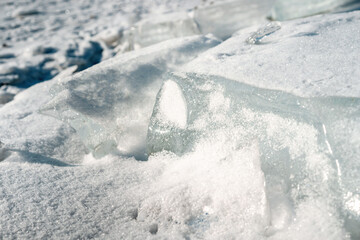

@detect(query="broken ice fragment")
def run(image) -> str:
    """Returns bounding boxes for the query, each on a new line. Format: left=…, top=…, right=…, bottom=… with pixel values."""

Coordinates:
left=124, top=12, right=200, bottom=50
left=158, top=80, right=187, bottom=129
left=246, top=21, right=281, bottom=45
left=194, top=0, right=274, bottom=39
left=147, top=80, right=191, bottom=155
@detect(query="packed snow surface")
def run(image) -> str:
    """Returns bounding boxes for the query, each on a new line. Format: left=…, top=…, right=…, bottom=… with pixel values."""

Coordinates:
left=1, top=0, right=360, bottom=239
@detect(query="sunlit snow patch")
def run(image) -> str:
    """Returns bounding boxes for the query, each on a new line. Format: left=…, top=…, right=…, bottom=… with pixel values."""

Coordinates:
left=116, top=0, right=274, bottom=53
left=139, top=141, right=269, bottom=239
left=157, top=80, right=187, bottom=129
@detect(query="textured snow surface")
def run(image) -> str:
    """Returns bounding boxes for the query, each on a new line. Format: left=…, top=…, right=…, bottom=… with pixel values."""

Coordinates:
left=184, top=11, right=360, bottom=98
left=41, top=35, right=220, bottom=159
left=1, top=1, right=360, bottom=239
left=0, top=0, right=204, bottom=103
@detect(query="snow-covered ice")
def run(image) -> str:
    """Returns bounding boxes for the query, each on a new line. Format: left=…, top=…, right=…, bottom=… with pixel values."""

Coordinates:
left=1, top=0, right=360, bottom=239
left=148, top=73, right=359, bottom=238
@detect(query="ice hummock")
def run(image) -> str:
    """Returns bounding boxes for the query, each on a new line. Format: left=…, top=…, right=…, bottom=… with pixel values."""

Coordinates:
left=147, top=73, right=360, bottom=238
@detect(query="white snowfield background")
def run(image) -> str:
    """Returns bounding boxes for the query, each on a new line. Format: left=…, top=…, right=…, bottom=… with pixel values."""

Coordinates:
left=1, top=0, right=360, bottom=239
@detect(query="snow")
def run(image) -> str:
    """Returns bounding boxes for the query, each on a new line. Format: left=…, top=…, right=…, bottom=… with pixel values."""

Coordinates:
left=1, top=0, right=360, bottom=239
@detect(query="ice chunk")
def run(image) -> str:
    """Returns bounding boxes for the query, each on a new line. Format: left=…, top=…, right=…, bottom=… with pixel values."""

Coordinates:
left=184, top=11, right=360, bottom=99
left=270, top=0, right=357, bottom=20
left=147, top=80, right=189, bottom=154
left=193, top=0, right=274, bottom=39
left=157, top=80, right=187, bottom=129
left=147, top=73, right=360, bottom=238
left=246, top=21, right=281, bottom=45
left=121, top=12, right=200, bottom=51
left=41, top=36, right=220, bottom=159
left=117, top=1, right=274, bottom=52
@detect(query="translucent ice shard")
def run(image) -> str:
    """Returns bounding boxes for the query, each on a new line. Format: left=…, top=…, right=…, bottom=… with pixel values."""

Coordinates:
left=120, top=12, right=200, bottom=51
left=140, top=141, right=270, bottom=238
left=193, top=0, right=275, bottom=39
left=147, top=73, right=360, bottom=238
left=156, top=80, right=187, bottom=129
left=147, top=80, right=189, bottom=154
left=246, top=21, right=281, bottom=45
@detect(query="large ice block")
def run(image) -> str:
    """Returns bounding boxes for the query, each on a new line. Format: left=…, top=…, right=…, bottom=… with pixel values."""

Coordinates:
left=147, top=73, right=360, bottom=238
